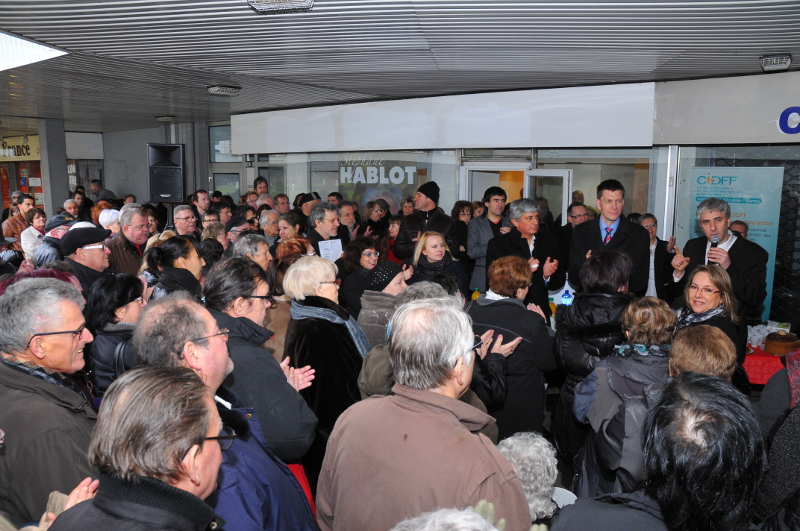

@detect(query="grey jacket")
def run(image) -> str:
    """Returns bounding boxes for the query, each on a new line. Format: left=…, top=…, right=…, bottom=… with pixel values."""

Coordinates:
left=466, top=214, right=509, bottom=291
left=356, top=290, right=395, bottom=348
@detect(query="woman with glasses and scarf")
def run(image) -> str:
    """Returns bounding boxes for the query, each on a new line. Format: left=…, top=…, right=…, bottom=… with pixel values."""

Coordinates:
left=676, top=265, right=742, bottom=361
left=283, top=255, right=371, bottom=495
left=340, top=236, right=383, bottom=317
left=84, top=272, right=145, bottom=396
left=203, top=257, right=318, bottom=466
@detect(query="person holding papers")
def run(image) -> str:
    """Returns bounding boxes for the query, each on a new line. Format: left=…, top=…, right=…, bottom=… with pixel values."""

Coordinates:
left=307, top=201, right=343, bottom=259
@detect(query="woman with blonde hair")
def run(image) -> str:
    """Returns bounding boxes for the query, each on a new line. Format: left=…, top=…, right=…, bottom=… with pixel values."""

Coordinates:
left=573, top=296, right=676, bottom=498
left=283, top=255, right=370, bottom=493
left=356, top=200, right=387, bottom=239
left=407, top=231, right=469, bottom=298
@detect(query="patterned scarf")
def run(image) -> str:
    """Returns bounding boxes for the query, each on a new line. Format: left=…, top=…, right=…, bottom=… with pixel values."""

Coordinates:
left=0, top=355, right=81, bottom=393
left=676, top=304, right=726, bottom=331
left=290, top=300, right=372, bottom=357
left=614, top=343, right=670, bottom=358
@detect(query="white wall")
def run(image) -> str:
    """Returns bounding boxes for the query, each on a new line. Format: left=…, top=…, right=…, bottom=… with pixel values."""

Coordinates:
left=232, top=83, right=655, bottom=154
left=103, top=127, right=164, bottom=202
left=65, top=132, right=103, bottom=160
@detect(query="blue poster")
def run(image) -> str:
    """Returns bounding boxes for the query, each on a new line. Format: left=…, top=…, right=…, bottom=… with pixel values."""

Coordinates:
left=691, top=167, right=783, bottom=321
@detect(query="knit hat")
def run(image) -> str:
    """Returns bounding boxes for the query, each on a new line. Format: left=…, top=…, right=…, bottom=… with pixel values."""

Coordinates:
left=368, top=261, right=404, bottom=292
left=60, top=227, right=112, bottom=256
left=299, top=192, right=321, bottom=206
left=416, top=181, right=440, bottom=205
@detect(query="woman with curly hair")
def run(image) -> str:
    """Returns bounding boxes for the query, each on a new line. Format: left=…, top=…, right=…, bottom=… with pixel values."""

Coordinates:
left=339, top=236, right=381, bottom=317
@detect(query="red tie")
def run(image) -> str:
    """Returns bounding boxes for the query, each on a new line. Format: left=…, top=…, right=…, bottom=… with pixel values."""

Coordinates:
left=604, top=227, right=612, bottom=245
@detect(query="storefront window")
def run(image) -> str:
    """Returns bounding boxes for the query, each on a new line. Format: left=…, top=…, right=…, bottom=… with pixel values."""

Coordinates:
left=537, top=148, right=653, bottom=217
left=675, top=145, right=800, bottom=324
left=209, top=126, right=242, bottom=163
left=268, top=150, right=458, bottom=214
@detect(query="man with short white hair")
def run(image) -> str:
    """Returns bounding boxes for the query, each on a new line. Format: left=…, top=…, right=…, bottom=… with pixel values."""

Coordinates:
left=256, top=193, right=275, bottom=210
left=107, top=207, right=151, bottom=276
left=0, top=279, right=96, bottom=526
left=261, top=209, right=280, bottom=247
left=317, top=298, right=531, bottom=531
left=173, top=205, right=199, bottom=239
left=63, top=199, right=80, bottom=218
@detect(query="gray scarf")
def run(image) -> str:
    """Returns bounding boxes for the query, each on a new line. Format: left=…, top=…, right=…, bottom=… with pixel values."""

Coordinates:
left=677, top=304, right=725, bottom=330
left=290, top=299, right=372, bottom=357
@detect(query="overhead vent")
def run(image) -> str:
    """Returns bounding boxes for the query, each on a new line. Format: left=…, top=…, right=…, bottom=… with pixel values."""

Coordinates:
left=247, top=0, right=313, bottom=15
left=207, top=85, right=241, bottom=96
left=761, top=54, right=792, bottom=72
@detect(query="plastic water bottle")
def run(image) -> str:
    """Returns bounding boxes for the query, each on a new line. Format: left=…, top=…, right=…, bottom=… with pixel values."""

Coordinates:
left=561, top=289, right=574, bottom=306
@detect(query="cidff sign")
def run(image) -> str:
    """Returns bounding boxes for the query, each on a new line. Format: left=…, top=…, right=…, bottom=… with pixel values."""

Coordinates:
left=779, top=107, right=800, bottom=134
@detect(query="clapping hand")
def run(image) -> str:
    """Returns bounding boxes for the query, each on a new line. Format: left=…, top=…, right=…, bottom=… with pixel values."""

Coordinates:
left=543, top=257, right=558, bottom=278
left=280, top=357, right=315, bottom=392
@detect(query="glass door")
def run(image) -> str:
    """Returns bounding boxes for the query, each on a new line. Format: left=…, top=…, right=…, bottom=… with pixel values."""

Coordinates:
left=524, top=169, right=573, bottom=230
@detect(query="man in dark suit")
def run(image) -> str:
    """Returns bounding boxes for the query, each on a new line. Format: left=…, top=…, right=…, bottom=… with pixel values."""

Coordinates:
left=569, top=179, right=650, bottom=295
left=486, top=198, right=565, bottom=324
left=557, top=201, right=589, bottom=267
left=670, top=197, right=768, bottom=360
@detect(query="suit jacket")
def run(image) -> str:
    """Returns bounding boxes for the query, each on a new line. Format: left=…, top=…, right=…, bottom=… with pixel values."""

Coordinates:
left=569, top=216, right=650, bottom=296
left=671, top=235, right=768, bottom=354
left=486, top=228, right=565, bottom=321
left=651, top=238, right=675, bottom=302
left=467, top=214, right=509, bottom=292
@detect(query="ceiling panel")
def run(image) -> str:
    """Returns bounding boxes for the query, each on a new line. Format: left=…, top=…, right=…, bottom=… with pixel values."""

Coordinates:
left=1, top=0, right=799, bottom=136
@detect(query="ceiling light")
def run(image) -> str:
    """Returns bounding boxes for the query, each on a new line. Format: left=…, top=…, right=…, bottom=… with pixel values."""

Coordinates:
left=761, top=54, right=792, bottom=72
left=247, top=0, right=314, bottom=15
left=155, top=115, right=176, bottom=122
left=0, top=30, right=66, bottom=72
left=207, top=85, right=241, bottom=96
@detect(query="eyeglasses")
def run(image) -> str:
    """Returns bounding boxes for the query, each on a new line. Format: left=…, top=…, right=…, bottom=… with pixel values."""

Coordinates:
left=322, top=217, right=339, bottom=224
left=362, top=252, right=380, bottom=258
left=264, top=221, right=278, bottom=226
left=82, top=244, right=106, bottom=251
left=319, top=279, right=342, bottom=286
left=569, top=214, right=590, bottom=219
left=131, top=296, right=145, bottom=305
left=175, top=216, right=197, bottom=222
left=188, top=327, right=229, bottom=343
left=127, top=223, right=153, bottom=231
left=203, top=218, right=220, bottom=224
left=688, top=285, right=720, bottom=295
left=249, top=293, right=276, bottom=306
left=27, top=325, right=86, bottom=348
left=205, top=428, right=238, bottom=450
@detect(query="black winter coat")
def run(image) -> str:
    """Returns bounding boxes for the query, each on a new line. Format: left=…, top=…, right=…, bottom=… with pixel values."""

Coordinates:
left=551, top=490, right=668, bottom=531
left=394, top=208, right=459, bottom=259
left=486, top=228, right=566, bottom=323
left=33, top=236, right=63, bottom=268
left=285, top=296, right=363, bottom=494
left=469, top=295, right=557, bottom=439
left=213, top=309, right=318, bottom=463
left=552, top=292, right=633, bottom=461
left=340, top=267, right=371, bottom=318
left=87, top=325, right=136, bottom=396
left=49, top=474, right=222, bottom=531
left=151, top=267, right=202, bottom=301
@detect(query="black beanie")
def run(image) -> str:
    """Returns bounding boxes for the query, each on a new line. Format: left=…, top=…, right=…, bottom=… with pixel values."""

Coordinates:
left=416, top=181, right=440, bottom=205
left=368, top=261, right=404, bottom=292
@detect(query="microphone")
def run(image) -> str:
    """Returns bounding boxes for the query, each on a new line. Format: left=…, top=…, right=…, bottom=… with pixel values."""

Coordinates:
left=709, top=235, right=720, bottom=265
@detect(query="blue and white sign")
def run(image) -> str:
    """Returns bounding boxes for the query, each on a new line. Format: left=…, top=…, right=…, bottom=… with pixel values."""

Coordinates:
left=691, top=167, right=783, bottom=321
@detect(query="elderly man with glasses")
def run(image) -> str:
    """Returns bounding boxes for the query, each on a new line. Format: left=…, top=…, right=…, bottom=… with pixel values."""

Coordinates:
left=133, top=293, right=316, bottom=531
left=107, top=207, right=151, bottom=276
left=61, top=226, right=112, bottom=295
left=0, top=278, right=97, bottom=527
left=173, top=205, right=199, bottom=240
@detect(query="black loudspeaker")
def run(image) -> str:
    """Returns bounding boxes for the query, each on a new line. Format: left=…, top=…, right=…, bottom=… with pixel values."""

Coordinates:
left=147, top=143, right=185, bottom=203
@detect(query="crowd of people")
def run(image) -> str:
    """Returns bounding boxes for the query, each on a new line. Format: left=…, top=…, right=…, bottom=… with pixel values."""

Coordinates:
left=0, top=175, right=794, bottom=531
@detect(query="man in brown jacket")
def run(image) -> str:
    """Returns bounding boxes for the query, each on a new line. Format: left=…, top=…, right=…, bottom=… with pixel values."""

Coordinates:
left=316, top=298, right=530, bottom=531
left=2, top=194, right=34, bottom=252
left=107, top=207, right=150, bottom=275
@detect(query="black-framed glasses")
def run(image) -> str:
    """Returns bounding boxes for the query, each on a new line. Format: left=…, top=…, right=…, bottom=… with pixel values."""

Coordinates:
left=175, top=216, right=197, bottom=222
left=250, top=293, right=276, bottom=306
left=206, top=428, right=237, bottom=450
left=27, top=326, right=86, bottom=348
left=188, top=327, right=229, bottom=343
